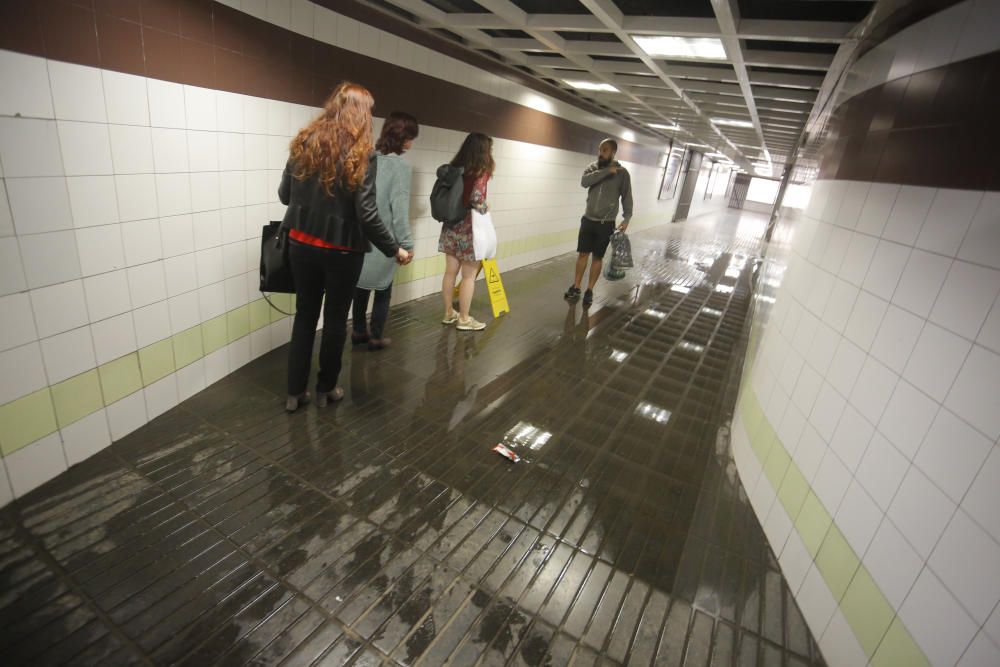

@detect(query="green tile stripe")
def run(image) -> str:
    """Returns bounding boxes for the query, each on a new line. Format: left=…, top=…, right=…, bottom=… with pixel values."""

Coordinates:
left=0, top=212, right=666, bottom=457
left=737, top=381, right=929, bottom=665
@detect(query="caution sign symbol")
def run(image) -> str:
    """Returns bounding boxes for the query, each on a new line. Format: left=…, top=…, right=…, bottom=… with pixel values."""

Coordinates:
left=481, top=259, right=509, bottom=318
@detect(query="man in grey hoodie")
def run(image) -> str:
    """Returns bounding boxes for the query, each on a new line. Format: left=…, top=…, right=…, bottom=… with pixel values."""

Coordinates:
left=565, top=139, right=633, bottom=307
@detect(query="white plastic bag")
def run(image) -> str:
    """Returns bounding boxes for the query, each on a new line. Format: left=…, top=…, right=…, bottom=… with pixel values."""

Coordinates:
left=472, top=210, right=497, bottom=260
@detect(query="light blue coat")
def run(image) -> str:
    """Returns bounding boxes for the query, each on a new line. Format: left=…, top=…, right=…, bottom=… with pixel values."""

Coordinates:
left=357, top=153, right=414, bottom=291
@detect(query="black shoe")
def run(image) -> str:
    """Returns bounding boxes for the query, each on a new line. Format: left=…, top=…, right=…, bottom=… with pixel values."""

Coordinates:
left=351, top=331, right=370, bottom=345
left=564, top=286, right=581, bottom=301
left=582, top=289, right=594, bottom=306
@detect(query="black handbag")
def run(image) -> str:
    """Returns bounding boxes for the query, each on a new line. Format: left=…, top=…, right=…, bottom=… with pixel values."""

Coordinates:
left=260, top=221, right=295, bottom=312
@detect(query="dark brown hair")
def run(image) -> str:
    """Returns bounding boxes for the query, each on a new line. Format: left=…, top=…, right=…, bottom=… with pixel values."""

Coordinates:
left=289, top=82, right=374, bottom=194
left=375, top=111, right=419, bottom=155
left=450, top=132, right=495, bottom=178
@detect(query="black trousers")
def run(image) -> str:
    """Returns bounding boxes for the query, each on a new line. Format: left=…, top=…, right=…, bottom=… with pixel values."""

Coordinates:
left=287, top=241, right=364, bottom=396
left=352, top=285, right=393, bottom=339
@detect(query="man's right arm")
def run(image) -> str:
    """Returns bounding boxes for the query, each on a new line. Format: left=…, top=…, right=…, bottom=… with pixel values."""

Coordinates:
left=581, top=164, right=609, bottom=188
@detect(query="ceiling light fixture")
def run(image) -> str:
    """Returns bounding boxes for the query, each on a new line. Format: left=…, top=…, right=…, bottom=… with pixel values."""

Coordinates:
left=633, top=35, right=727, bottom=60
left=712, top=118, right=754, bottom=128
left=648, top=123, right=679, bottom=130
left=564, top=79, right=620, bottom=92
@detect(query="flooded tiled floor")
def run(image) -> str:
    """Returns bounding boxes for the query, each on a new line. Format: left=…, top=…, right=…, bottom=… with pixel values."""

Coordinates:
left=0, top=210, right=825, bottom=666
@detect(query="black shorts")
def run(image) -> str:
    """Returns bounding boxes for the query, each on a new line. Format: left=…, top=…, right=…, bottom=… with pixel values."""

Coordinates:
left=576, top=217, right=615, bottom=258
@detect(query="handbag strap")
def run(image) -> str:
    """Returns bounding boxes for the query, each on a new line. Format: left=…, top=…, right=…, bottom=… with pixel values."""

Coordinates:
left=261, top=291, right=294, bottom=317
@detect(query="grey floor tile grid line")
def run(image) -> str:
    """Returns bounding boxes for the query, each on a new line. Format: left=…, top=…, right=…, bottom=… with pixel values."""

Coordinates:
left=0, top=215, right=825, bottom=666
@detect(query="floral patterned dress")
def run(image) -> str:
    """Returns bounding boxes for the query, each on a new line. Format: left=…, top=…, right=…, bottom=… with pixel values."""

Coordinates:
left=438, top=171, right=489, bottom=262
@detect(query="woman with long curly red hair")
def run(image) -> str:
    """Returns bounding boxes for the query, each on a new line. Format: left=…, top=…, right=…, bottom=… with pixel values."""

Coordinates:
left=279, top=82, right=411, bottom=412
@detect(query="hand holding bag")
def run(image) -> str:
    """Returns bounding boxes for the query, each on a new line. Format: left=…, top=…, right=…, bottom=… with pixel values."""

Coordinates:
left=472, top=209, right=497, bottom=261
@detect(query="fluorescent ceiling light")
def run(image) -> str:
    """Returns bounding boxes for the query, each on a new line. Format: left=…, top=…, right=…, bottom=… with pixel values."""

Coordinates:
left=705, top=152, right=728, bottom=159
left=712, top=118, right=754, bottom=128
left=633, top=35, right=727, bottom=60
left=564, top=79, right=619, bottom=92
left=648, top=123, right=679, bottom=130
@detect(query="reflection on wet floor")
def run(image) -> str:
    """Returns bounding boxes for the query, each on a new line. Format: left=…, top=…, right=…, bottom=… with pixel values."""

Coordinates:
left=0, top=210, right=825, bottom=665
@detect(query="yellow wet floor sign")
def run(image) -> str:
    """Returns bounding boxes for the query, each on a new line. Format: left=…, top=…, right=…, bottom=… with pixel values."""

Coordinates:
left=481, top=259, right=509, bottom=317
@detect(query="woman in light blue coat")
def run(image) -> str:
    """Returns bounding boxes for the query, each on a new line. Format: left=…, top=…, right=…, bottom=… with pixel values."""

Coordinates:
left=352, top=112, right=418, bottom=350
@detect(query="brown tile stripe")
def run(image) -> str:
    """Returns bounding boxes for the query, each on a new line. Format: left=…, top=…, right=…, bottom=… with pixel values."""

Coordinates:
left=817, top=49, right=1000, bottom=190
left=0, top=0, right=663, bottom=166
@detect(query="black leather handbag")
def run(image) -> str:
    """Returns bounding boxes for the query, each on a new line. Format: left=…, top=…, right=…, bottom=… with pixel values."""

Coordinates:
left=260, top=221, right=295, bottom=309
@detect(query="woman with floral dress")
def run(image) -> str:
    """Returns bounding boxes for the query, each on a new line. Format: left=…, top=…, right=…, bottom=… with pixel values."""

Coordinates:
left=439, top=132, right=494, bottom=331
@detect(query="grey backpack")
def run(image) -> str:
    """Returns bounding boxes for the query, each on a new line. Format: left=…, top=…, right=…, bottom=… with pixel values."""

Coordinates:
left=430, top=164, right=466, bottom=225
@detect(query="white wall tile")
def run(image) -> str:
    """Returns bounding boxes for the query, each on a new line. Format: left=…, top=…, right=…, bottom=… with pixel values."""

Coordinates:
left=19, top=230, right=82, bottom=288
left=826, top=338, right=865, bottom=398
left=807, top=322, right=840, bottom=375
left=856, top=183, right=899, bottom=237
left=835, top=480, right=882, bottom=556
left=857, top=431, right=909, bottom=512
left=870, top=304, right=923, bottom=374
left=144, top=374, right=178, bottom=420
left=862, top=239, right=910, bottom=302
left=91, top=312, right=136, bottom=365
left=159, top=214, right=195, bottom=258
left=931, top=262, right=1000, bottom=341
left=75, top=224, right=125, bottom=276
left=83, top=269, right=132, bottom=322
left=30, top=280, right=89, bottom=338
left=195, top=247, right=224, bottom=287
left=819, top=608, right=868, bottom=667
left=863, top=518, right=923, bottom=609
left=901, top=568, right=979, bottom=667
left=102, top=70, right=149, bottom=126
left=0, top=292, right=37, bottom=353
left=4, top=433, right=66, bottom=498
left=220, top=171, right=245, bottom=208
left=60, top=408, right=111, bottom=466
left=151, top=127, right=189, bottom=173
left=844, top=290, right=887, bottom=351
left=217, top=133, right=244, bottom=171
left=882, top=185, right=934, bottom=246
left=878, top=379, right=938, bottom=460
left=189, top=172, right=221, bottom=215
left=176, top=360, right=206, bottom=401
left=224, top=274, right=249, bottom=310
left=163, top=254, right=197, bottom=298
left=849, top=356, right=897, bottom=425
left=822, top=279, right=858, bottom=333
left=957, top=630, right=1000, bottom=667
left=266, top=99, right=290, bottom=136
left=917, top=189, right=982, bottom=257
left=67, top=176, right=119, bottom=228
left=930, top=509, right=1000, bottom=624
left=0, top=185, right=11, bottom=238
left=0, top=118, right=64, bottom=177
left=838, top=232, right=877, bottom=287
left=132, top=301, right=171, bottom=348
left=916, top=407, right=993, bottom=503
left=952, top=0, right=1000, bottom=62
left=183, top=85, right=216, bottom=131
left=6, top=177, right=74, bottom=235
left=154, top=173, right=192, bottom=217
left=192, top=210, right=222, bottom=251
left=903, top=322, right=971, bottom=403
left=221, top=208, right=245, bottom=245
left=797, top=565, right=838, bottom=637
left=337, top=14, right=360, bottom=52
left=289, top=0, right=315, bottom=36
left=147, top=79, right=186, bottom=129
left=197, top=282, right=226, bottom=321
left=40, top=326, right=95, bottom=384
left=979, top=297, right=1000, bottom=354
left=0, top=342, right=48, bottom=404
left=204, top=347, right=229, bottom=386
left=945, top=345, right=1000, bottom=440
left=56, top=121, right=113, bottom=176
left=0, top=51, right=54, bottom=119
left=215, top=92, right=244, bottom=133
left=314, top=5, right=338, bottom=43
left=168, top=291, right=199, bottom=334
left=963, top=446, right=1000, bottom=544
left=115, top=174, right=158, bottom=222
left=892, top=248, right=952, bottom=320
left=120, top=218, right=162, bottom=267
left=889, top=466, right=957, bottom=559
left=48, top=61, right=106, bottom=123
left=126, top=261, right=167, bottom=309
left=0, top=238, right=27, bottom=296
left=108, top=124, right=154, bottom=175
left=105, top=390, right=147, bottom=440
left=813, top=449, right=852, bottom=514
left=830, top=404, right=874, bottom=472
left=958, top=192, right=1000, bottom=270
left=187, top=131, right=218, bottom=172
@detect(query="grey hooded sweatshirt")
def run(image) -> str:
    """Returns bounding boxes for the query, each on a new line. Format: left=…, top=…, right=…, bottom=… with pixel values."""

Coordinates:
left=581, top=160, right=633, bottom=224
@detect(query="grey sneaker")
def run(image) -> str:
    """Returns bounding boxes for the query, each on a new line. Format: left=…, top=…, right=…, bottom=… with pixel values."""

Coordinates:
left=564, top=286, right=581, bottom=301
left=456, top=316, right=486, bottom=331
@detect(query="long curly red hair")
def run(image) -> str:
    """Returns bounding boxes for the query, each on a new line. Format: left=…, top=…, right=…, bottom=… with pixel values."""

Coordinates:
left=289, top=82, right=374, bottom=194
